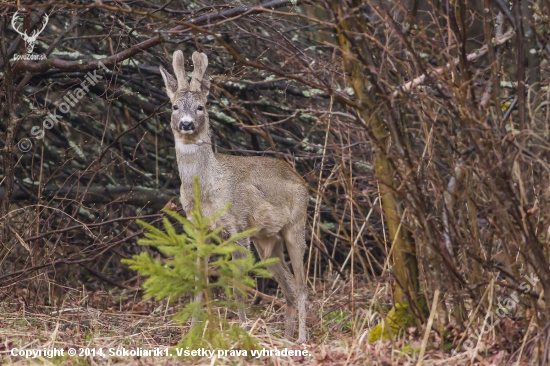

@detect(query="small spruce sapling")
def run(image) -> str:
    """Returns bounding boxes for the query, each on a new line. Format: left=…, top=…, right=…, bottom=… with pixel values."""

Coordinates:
left=123, top=177, right=278, bottom=350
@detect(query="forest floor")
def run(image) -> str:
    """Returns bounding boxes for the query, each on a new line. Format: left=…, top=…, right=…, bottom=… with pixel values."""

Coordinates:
left=0, top=277, right=533, bottom=365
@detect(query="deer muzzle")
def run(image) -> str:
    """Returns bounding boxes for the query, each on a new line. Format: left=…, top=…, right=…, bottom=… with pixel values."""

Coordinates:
left=179, top=121, right=195, bottom=132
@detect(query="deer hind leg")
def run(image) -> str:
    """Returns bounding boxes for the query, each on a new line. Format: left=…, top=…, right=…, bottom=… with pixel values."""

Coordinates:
left=254, top=235, right=297, bottom=340
left=282, top=221, right=308, bottom=343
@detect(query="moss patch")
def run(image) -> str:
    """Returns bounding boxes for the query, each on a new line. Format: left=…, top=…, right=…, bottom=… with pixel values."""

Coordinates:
left=368, top=302, right=416, bottom=343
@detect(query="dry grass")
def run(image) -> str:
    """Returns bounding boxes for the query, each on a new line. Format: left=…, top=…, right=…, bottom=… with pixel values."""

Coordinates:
left=0, top=276, right=535, bottom=365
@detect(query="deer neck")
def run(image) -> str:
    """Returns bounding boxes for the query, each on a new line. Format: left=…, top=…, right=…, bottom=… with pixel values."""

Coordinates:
left=174, top=130, right=218, bottom=187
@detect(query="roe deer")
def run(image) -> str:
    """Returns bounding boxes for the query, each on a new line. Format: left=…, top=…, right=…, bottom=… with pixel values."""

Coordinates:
left=159, top=50, right=308, bottom=343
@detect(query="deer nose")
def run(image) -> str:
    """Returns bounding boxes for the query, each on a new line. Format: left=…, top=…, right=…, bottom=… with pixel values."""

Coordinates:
left=179, top=121, right=195, bottom=131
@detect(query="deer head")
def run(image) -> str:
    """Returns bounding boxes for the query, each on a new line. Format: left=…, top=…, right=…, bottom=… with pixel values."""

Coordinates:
left=12, top=11, right=49, bottom=54
left=159, top=51, right=211, bottom=145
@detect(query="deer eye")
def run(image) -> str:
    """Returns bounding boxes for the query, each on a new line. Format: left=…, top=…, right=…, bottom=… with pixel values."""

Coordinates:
left=173, top=105, right=179, bottom=110
left=197, top=106, right=204, bottom=111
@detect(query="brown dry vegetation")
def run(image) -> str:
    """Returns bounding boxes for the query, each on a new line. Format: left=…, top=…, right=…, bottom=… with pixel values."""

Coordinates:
left=2, top=0, right=550, bottom=364
left=0, top=279, right=534, bottom=365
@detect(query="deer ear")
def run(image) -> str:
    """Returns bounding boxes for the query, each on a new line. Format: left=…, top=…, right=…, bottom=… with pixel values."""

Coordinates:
left=172, top=50, right=189, bottom=90
left=159, top=66, right=177, bottom=101
left=190, top=52, right=209, bottom=93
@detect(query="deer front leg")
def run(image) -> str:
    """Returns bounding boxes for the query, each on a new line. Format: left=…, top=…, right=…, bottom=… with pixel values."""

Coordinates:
left=232, top=238, right=250, bottom=325
left=181, top=206, right=205, bottom=329
left=191, top=255, right=210, bottom=328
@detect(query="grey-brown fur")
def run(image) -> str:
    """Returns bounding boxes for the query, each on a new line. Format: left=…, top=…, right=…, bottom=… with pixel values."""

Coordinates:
left=159, top=50, right=308, bottom=343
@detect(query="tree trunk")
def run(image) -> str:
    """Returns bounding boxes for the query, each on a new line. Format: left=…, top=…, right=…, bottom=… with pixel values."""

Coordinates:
left=330, top=0, right=425, bottom=319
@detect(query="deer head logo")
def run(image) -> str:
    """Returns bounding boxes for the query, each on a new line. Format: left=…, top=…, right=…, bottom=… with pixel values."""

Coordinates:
left=11, top=11, right=49, bottom=54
